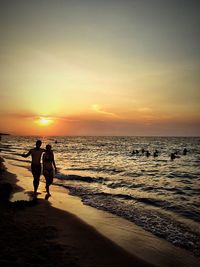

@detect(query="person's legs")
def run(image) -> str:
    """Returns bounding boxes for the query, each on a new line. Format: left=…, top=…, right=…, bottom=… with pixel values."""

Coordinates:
left=48, top=170, right=54, bottom=195
left=46, top=177, right=50, bottom=194
left=33, top=175, right=40, bottom=194
left=43, top=170, right=50, bottom=194
left=31, top=164, right=41, bottom=195
left=44, top=169, right=53, bottom=195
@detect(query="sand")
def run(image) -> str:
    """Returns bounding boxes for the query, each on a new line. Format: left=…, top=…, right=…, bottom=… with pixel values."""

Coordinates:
left=0, top=157, right=154, bottom=267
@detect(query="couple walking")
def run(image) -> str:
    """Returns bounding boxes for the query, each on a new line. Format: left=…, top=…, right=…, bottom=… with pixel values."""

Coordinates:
left=22, top=140, right=57, bottom=197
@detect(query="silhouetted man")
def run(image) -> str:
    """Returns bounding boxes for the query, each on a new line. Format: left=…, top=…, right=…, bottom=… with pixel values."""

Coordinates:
left=22, top=140, right=45, bottom=196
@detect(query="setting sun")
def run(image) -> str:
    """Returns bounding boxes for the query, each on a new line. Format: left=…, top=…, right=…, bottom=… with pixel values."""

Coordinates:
left=35, top=117, right=53, bottom=126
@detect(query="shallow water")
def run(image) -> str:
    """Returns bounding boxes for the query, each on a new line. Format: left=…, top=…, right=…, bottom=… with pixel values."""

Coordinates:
left=1, top=135, right=200, bottom=255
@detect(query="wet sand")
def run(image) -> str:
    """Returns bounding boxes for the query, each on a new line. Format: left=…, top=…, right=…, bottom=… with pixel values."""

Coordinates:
left=0, top=157, right=154, bottom=267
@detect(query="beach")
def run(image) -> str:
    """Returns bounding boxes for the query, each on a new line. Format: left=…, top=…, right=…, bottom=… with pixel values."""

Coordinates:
left=0, top=156, right=155, bottom=267
left=1, top=155, right=200, bottom=267
left=1, top=0, right=199, bottom=265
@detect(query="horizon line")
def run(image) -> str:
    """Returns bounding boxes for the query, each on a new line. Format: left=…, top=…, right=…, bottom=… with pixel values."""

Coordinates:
left=2, top=134, right=200, bottom=138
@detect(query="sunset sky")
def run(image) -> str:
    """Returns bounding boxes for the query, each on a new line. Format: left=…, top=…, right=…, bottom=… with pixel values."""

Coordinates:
left=0, top=0, right=200, bottom=136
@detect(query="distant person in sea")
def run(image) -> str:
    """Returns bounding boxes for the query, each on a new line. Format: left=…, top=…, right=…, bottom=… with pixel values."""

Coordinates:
left=42, top=144, right=57, bottom=197
left=183, top=148, right=188, bottom=155
left=131, top=150, right=136, bottom=155
left=153, top=150, right=159, bottom=157
left=22, top=140, right=45, bottom=197
left=146, top=150, right=151, bottom=157
left=174, top=151, right=180, bottom=158
left=132, top=149, right=139, bottom=156
left=170, top=152, right=178, bottom=161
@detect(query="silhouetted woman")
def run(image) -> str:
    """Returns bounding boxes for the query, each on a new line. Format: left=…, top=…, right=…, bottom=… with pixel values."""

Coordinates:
left=42, top=144, right=57, bottom=196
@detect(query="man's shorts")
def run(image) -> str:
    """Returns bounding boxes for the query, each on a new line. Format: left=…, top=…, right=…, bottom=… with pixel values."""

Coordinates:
left=31, top=164, right=41, bottom=177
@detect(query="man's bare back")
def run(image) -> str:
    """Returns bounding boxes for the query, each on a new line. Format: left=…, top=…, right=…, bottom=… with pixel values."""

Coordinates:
left=27, top=147, right=45, bottom=165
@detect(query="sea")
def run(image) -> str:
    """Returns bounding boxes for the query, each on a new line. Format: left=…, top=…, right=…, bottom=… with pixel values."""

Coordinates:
left=1, top=136, right=200, bottom=256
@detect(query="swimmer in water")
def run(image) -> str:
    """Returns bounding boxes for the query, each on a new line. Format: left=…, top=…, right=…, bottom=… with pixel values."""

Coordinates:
left=146, top=150, right=151, bottom=157
left=153, top=150, right=159, bottom=157
left=183, top=148, right=188, bottom=155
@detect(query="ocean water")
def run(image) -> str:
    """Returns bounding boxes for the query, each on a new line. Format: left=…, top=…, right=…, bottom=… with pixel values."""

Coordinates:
left=1, top=136, right=200, bottom=256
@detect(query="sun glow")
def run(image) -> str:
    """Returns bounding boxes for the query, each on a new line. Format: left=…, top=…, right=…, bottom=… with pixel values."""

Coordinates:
left=35, top=117, right=53, bottom=126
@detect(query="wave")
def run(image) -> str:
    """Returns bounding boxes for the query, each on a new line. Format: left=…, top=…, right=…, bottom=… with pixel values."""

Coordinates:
left=65, top=166, right=124, bottom=174
left=0, top=144, right=12, bottom=148
left=106, top=182, right=191, bottom=196
left=106, top=181, right=143, bottom=189
left=55, top=173, right=108, bottom=183
left=167, top=172, right=198, bottom=179
left=3, top=155, right=31, bottom=163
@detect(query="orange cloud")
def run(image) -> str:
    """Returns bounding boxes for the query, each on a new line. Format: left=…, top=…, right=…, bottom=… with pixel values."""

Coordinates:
left=91, top=104, right=119, bottom=118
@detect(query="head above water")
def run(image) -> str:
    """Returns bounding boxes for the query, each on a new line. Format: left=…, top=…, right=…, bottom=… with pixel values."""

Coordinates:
left=36, top=140, right=42, bottom=148
left=46, top=144, right=52, bottom=151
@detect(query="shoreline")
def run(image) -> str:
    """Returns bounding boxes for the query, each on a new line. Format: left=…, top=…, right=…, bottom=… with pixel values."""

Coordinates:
left=0, top=157, right=155, bottom=267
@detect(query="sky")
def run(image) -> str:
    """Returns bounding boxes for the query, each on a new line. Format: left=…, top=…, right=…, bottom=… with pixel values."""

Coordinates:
left=0, top=0, right=200, bottom=136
